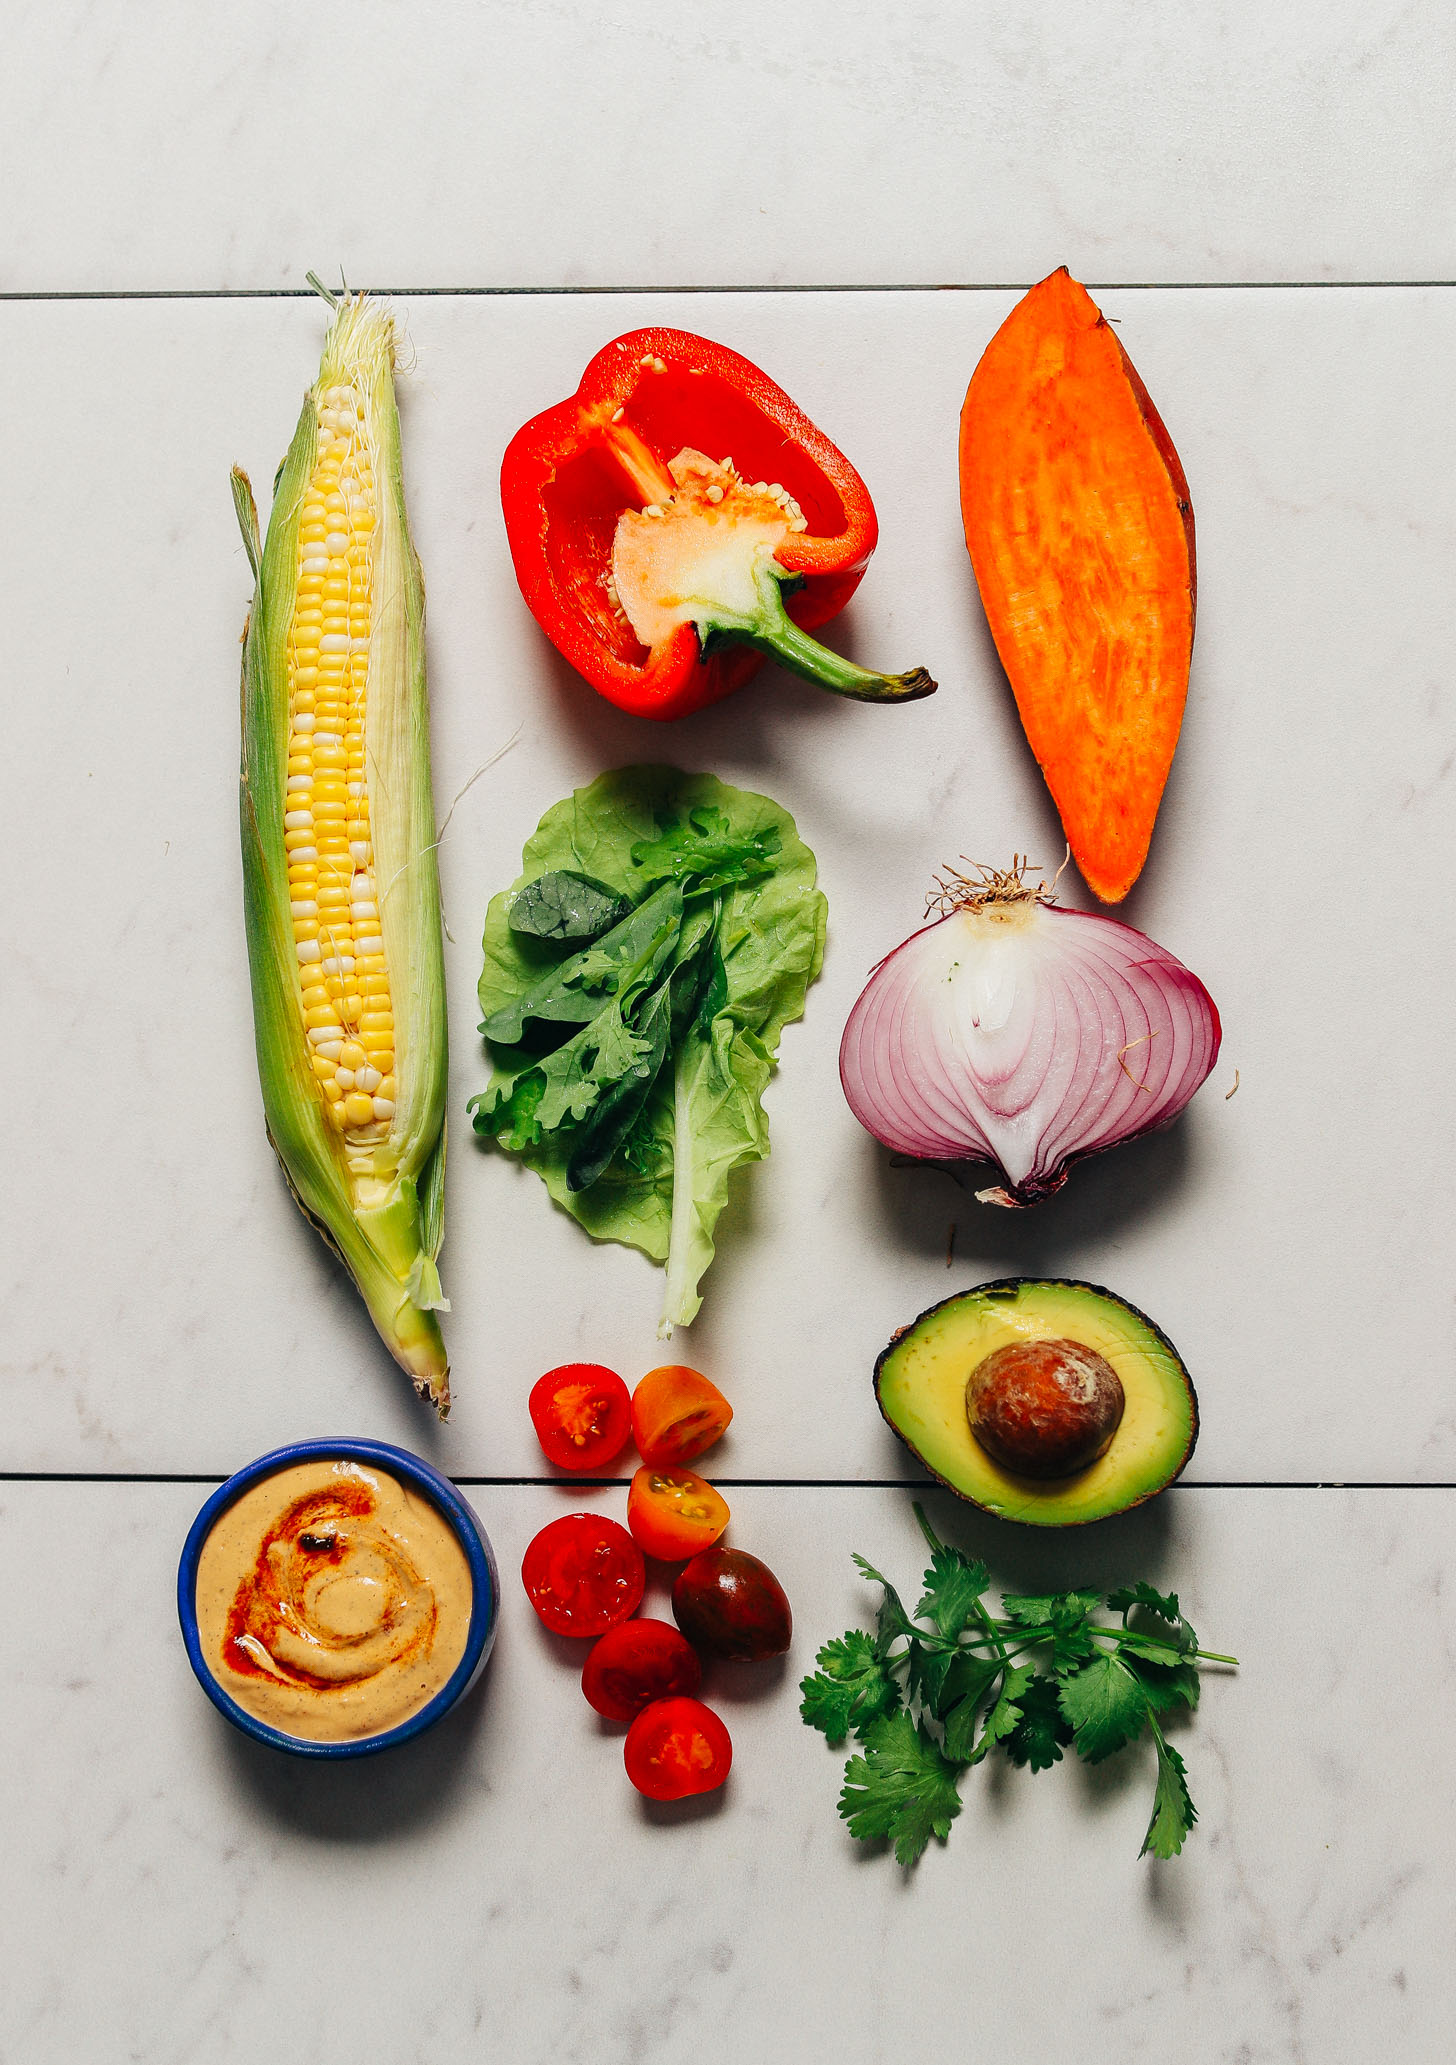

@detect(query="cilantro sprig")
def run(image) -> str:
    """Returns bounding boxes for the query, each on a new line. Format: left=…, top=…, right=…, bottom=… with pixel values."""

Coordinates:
left=800, top=1506, right=1236, bottom=1866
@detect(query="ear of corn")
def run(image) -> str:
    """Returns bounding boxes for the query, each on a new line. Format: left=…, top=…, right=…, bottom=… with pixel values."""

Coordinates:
left=233, top=286, right=450, bottom=1414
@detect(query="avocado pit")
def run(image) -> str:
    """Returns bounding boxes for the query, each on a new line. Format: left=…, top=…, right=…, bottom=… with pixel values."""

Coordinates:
left=966, top=1336, right=1125, bottom=1479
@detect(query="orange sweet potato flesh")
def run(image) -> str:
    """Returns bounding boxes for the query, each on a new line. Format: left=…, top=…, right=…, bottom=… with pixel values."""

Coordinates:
left=959, top=269, right=1196, bottom=903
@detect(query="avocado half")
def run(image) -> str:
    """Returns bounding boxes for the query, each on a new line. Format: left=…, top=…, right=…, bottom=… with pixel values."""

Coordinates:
left=874, top=1278, right=1198, bottom=1526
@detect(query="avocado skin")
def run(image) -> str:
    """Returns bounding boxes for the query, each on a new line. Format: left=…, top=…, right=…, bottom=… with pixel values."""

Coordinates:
left=873, top=1276, right=1199, bottom=1528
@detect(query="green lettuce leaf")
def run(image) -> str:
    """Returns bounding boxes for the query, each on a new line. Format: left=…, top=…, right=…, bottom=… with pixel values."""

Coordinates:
left=473, top=767, right=826, bottom=1331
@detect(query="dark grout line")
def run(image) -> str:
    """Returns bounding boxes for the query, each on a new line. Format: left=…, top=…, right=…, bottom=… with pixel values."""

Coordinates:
left=1, top=1472, right=1453, bottom=1490
left=0, top=281, right=1453, bottom=303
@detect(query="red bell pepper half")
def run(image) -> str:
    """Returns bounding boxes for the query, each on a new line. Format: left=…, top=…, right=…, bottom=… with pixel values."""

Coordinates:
left=500, top=328, right=936, bottom=721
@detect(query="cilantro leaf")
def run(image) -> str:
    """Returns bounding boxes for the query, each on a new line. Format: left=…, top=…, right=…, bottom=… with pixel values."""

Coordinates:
left=1141, top=1733, right=1198, bottom=1859
left=799, top=1632, right=901, bottom=1745
left=940, top=1695, right=983, bottom=1765
left=1116, top=1629, right=1198, bottom=1669
left=1108, top=1581, right=1197, bottom=1654
left=932, top=1647, right=1004, bottom=1721
left=1002, top=1588, right=1102, bottom=1628
left=1044, top=1618, right=1098, bottom=1677
left=1124, top=1656, right=1201, bottom=1715
left=1058, top=1653, right=1151, bottom=1762
left=964, top=1662, right=1032, bottom=1765
left=1001, top=1674, right=1074, bottom=1770
left=838, top=1710, right=963, bottom=1866
left=938, top=1653, right=1007, bottom=1763
left=914, top=1545, right=990, bottom=1640
left=1001, top=1590, right=1101, bottom=1672
left=852, top=1555, right=916, bottom=1654
left=905, top=1638, right=953, bottom=1711
left=1107, top=1579, right=1180, bottom=1623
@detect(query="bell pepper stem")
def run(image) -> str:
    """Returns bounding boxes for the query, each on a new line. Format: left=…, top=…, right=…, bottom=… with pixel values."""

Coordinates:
left=702, top=556, right=933, bottom=704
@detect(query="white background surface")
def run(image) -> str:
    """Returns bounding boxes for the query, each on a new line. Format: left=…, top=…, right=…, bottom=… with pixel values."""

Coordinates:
left=5, top=1483, right=1453, bottom=2061
left=2, top=5, right=1453, bottom=2060
left=3, top=0, right=1453, bottom=289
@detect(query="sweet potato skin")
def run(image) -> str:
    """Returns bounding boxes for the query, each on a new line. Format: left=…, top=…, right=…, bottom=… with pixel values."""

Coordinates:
left=959, top=269, right=1195, bottom=903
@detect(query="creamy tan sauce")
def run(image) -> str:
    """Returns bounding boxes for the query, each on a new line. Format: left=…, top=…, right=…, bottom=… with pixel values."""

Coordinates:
left=194, top=1459, right=472, bottom=1742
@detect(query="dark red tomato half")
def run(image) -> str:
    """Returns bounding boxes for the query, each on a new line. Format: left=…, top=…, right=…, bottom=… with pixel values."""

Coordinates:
left=624, top=1696, right=733, bottom=1801
left=528, top=1363, right=633, bottom=1472
left=521, top=1513, right=645, bottom=1637
left=582, top=1617, right=703, bottom=1722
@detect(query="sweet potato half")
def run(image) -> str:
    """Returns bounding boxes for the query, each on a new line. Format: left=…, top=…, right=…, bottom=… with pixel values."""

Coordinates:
left=959, top=269, right=1195, bottom=903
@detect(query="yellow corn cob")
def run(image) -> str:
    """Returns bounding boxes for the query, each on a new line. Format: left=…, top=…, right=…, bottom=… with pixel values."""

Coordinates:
left=233, top=281, right=450, bottom=1413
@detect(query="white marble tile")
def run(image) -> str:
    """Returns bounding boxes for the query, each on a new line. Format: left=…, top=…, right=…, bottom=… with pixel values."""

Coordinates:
left=1, top=1479, right=1450, bottom=2062
left=1, top=2, right=1452, bottom=290
left=1, top=287, right=1453, bottom=1474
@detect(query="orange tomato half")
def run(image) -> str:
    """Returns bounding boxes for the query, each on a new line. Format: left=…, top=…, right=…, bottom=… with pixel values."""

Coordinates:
left=626, top=1465, right=730, bottom=1561
left=631, top=1365, right=733, bottom=1468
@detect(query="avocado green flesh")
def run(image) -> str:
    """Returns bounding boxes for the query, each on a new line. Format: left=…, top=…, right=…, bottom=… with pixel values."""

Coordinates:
left=875, top=1280, right=1197, bottom=1526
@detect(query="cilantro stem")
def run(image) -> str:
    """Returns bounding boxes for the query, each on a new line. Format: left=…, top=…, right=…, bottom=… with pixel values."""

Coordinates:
left=1094, top=1628, right=1239, bottom=1667
left=1096, top=1628, right=1239, bottom=1663
left=970, top=1601, right=1013, bottom=1668
left=897, top=1618, right=1238, bottom=1672
left=911, top=1502, right=942, bottom=1555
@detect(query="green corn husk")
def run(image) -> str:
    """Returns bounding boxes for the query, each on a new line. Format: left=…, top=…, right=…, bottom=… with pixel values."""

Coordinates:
left=232, top=285, right=450, bottom=1413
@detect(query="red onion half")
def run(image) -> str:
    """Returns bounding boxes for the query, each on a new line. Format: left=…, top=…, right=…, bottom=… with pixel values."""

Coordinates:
left=839, top=865, right=1221, bottom=1205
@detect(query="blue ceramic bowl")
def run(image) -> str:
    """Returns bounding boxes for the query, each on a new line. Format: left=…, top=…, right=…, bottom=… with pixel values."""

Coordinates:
left=178, top=1437, right=498, bottom=1759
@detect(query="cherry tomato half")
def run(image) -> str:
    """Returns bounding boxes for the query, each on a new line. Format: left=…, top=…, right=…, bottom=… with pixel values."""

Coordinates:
left=626, top=1465, right=730, bottom=1561
left=582, top=1617, right=703, bottom=1722
left=631, top=1364, right=734, bottom=1468
left=624, top=1695, right=733, bottom=1801
left=521, top=1513, right=645, bottom=1636
left=528, top=1363, right=633, bottom=1472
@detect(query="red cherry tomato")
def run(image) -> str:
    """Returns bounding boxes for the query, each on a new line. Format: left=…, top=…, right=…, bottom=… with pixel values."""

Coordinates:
left=624, top=1696, right=733, bottom=1801
left=626, top=1465, right=730, bottom=1561
left=521, top=1513, right=645, bottom=1636
left=528, top=1363, right=632, bottom=1472
left=581, top=1618, right=703, bottom=1722
left=631, top=1364, right=733, bottom=1468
